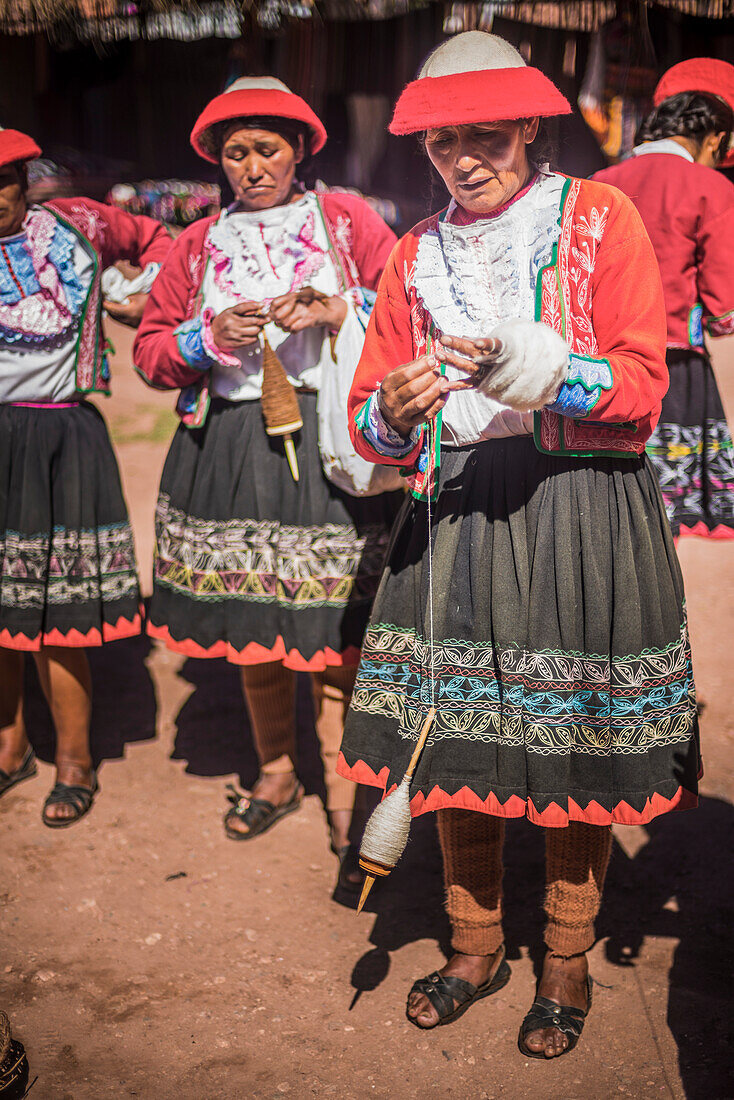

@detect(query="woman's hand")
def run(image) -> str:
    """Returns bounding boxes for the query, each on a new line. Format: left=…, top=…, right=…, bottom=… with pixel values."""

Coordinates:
left=269, top=288, right=348, bottom=334
left=378, top=352, right=470, bottom=437
left=433, top=334, right=504, bottom=387
left=210, top=301, right=268, bottom=349
left=103, top=293, right=150, bottom=329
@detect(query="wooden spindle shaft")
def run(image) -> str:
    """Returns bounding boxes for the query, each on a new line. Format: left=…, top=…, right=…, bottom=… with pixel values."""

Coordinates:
left=405, top=706, right=436, bottom=780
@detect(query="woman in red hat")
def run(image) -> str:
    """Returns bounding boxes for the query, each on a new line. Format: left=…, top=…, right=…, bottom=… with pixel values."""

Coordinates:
left=134, top=78, right=399, bottom=892
left=594, top=59, right=734, bottom=539
left=0, top=127, right=171, bottom=825
left=337, top=32, right=700, bottom=1057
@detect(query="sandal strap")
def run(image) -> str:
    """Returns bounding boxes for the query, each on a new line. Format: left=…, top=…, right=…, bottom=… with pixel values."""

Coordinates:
left=227, top=795, right=277, bottom=829
left=520, top=995, right=588, bottom=1041
left=409, top=972, right=479, bottom=1020
left=0, top=746, right=36, bottom=785
left=44, top=779, right=97, bottom=814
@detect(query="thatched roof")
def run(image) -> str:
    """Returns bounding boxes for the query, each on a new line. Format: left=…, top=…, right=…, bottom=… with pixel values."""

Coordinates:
left=1, top=0, right=731, bottom=41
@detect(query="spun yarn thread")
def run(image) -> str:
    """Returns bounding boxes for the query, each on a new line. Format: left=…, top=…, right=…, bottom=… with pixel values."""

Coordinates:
left=359, top=776, right=413, bottom=868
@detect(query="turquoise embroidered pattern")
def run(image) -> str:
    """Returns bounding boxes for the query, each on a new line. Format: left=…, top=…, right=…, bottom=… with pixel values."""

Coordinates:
left=548, top=354, right=613, bottom=418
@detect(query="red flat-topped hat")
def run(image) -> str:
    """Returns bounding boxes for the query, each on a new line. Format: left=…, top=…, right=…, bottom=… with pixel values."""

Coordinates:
left=390, top=31, right=571, bottom=135
left=191, top=76, right=327, bottom=163
left=0, top=127, right=41, bottom=170
left=654, top=58, right=734, bottom=167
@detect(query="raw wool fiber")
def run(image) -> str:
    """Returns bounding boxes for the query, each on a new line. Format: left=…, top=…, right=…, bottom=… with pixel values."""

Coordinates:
left=360, top=774, right=413, bottom=868
left=260, top=337, right=302, bottom=436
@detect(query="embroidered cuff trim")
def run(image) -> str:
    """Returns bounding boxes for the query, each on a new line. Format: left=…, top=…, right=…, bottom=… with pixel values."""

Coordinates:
left=547, top=353, right=613, bottom=419
left=174, top=309, right=239, bottom=372
left=356, top=391, right=420, bottom=458
left=707, top=308, right=734, bottom=338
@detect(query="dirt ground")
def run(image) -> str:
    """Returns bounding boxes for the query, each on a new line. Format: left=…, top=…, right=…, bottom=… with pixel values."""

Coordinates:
left=2, top=325, right=733, bottom=1100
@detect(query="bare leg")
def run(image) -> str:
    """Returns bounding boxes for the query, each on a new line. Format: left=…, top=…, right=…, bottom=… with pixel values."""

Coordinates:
left=229, top=661, right=300, bottom=836
left=34, top=646, right=93, bottom=823
left=0, top=648, right=29, bottom=773
left=310, top=665, right=358, bottom=853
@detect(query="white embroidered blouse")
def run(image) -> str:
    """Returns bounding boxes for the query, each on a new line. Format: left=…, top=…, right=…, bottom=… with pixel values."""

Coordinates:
left=200, top=192, right=354, bottom=402
left=0, top=207, right=94, bottom=404
left=413, top=168, right=565, bottom=445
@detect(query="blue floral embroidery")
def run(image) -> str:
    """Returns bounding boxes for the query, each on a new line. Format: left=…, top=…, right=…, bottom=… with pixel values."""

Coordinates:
left=688, top=303, right=704, bottom=348
left=0, top=235, right=40, bottom=302
left=177, top=385, right=200, bottom=416
left=174, top=315, right=214, bottom=372
left=548, top=353, right=613, bottom=418
left=0, top=220, right=90, bottom=351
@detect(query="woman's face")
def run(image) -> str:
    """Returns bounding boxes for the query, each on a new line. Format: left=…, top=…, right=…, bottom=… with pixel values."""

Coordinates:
left=0, top=165, right=27, bottom=237
left=425, top=118, right=539, bottom=215
left=220, top=124, right=304, bottom=211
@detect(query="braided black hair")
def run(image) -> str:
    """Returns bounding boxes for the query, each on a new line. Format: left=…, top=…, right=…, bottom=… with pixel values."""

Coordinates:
left=636, top=92, right=733, bottom=164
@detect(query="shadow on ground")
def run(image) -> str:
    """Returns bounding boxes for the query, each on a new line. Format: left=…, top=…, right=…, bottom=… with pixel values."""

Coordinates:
left=24, top=633, right=157, bottom=767
left=170, top=658, right=327, bottom=805
left=351, top=795, right=734, bottom=1099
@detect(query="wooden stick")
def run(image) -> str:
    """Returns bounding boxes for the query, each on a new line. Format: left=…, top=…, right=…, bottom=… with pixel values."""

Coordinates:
left=405, top=706, right=436, bottom=780
left=283, top=435, right=299, bottom=482
left=357, top=875, right=375, bottom=914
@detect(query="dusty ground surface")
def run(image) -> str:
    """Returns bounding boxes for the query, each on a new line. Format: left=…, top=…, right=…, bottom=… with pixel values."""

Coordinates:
left=1, top=325, right=733, bottom=1100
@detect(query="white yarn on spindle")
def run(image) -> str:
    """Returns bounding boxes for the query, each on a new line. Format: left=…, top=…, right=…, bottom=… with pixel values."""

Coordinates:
left=359, top=775, right=413, bottom=867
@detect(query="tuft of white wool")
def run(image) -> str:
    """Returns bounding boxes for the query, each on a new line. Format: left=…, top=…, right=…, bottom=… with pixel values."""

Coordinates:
left=419, top=32, right=526, bottom=79
left=359, top=776, right=413, bottom=868
left=476, top=318, right=570, bottom=411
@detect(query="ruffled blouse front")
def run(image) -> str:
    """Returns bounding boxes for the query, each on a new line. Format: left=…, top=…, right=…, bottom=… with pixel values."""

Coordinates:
left=0, top=206, right=94, bottom=403
left=200, top=191, right=343, bottom=401
left=413, top=169, right=565, bottom=445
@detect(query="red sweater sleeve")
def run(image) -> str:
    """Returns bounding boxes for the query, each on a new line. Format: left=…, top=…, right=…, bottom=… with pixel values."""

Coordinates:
left=321, top=193, right=397, bottom=291
left=584, top=194, right=668, bottom=424
left=697, top=178, right=734, bottom=334
left=133, top=222, right=211, bottom=390
left=347, top=234, right=423, bottom=466
left=54, top=198, right=172, bottom=269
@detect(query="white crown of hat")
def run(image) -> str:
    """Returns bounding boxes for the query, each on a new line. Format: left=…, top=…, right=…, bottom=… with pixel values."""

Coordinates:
left=224, top=76, right=295, bottom=95
left=419, top=32, right=526, bottom=79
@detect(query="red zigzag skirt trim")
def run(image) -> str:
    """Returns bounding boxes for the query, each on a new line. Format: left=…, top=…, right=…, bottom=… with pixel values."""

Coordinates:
left=337, top=753, right=699, bottom=828
left=0, top=611, right=143, bottom=652
left=147, top=621, right=361, bottom=672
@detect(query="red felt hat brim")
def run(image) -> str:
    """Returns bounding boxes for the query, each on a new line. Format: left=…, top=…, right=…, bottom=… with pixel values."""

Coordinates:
left=389, top=67, right=572, bottom=135
left=0, top=130, right=41, bottom=170
left=190, top=89, right=327, bottom=163
left=654, top=58, right=734, bottom=167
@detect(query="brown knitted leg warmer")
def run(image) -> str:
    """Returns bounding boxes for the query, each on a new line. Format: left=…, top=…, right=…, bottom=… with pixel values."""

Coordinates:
left=437, top=809, right=505, bottom=956
left=544, top=822, right=612, bottom=956
left=310, top=665, right=358, bottom=813
left=239, top=661, right=297, bottom=776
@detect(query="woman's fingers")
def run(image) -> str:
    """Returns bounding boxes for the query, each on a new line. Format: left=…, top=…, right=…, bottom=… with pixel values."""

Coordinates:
left=232, top=300, right=267, bottom=317
left=434, top=344, right=481, bottom=375
left=440, top=334, right=501, bottom=358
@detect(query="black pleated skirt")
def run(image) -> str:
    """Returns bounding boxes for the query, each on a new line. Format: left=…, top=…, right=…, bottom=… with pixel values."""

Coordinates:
left=147, top=394, right=403, bottom=670
left=646, top=350, right=734, bottom=539
left=0, top=402, right=141, bottom=649
left=338, top=435, right=700, bottom=827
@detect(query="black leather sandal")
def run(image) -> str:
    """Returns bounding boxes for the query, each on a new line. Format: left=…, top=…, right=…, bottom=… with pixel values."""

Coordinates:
left=517, top=975, right=593, bottom=1059
left=332, top=843, right=365, bottom=909
left=406, top=947, right=511, bottom=1029
left=0, top=747, right=37, bottom=799
left=223, top=781, right=303, bottom=840
left=42, top=772, right=98, bottom=829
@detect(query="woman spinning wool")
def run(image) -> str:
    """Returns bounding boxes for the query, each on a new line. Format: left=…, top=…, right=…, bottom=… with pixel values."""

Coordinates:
left=134, top=79, right=399, bottom=893
left=0, top=127, right=170, bottom=825
left=338, top=34, right=700, bottom=1058
left=594, top=59, right=734, bottom=539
